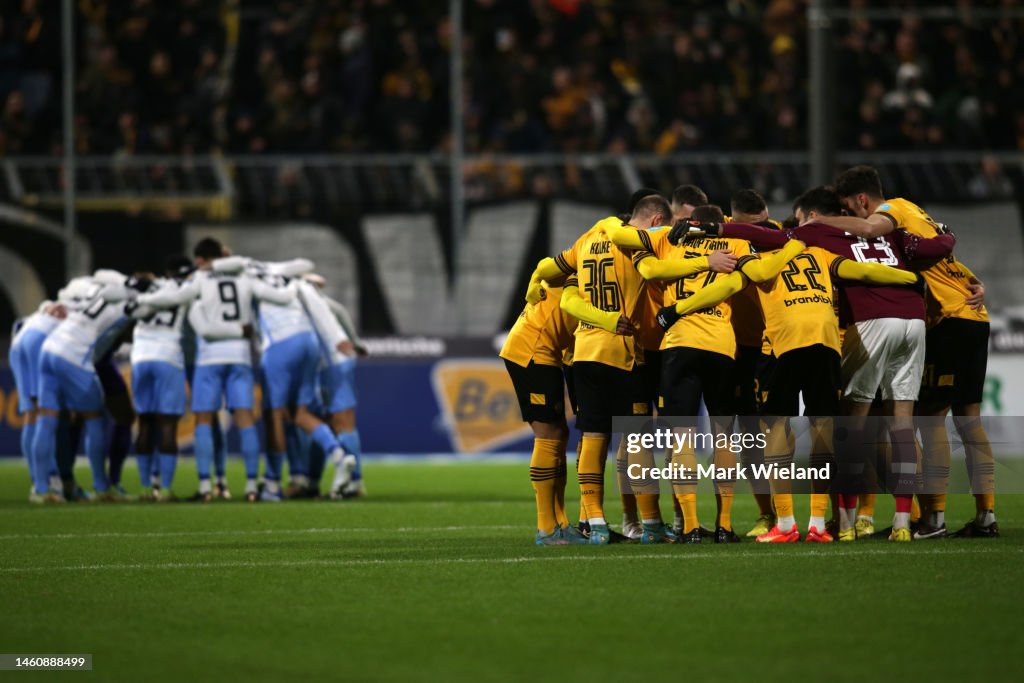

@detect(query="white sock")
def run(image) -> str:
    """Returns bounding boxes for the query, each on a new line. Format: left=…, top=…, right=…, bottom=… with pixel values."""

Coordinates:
left=839, top=508, right=854, bottom=531
left=673, top=513, right=684, bottom=530
left=588, top=517, right=607, bottom=526
left=198, top=479, right=212, bottom=495
left=290, top=474, right=310, bottom=488
left=893, top=512, right=910, bottom=529
left=777, top=515, right=796, bottom=530
left=809, top=515, right=825, bottom=532
left=245, top=479, right=258, bottom=494
left=215, top=476, right=227, bottom=487
left=977, top=510, right=996, bottom=526
left=265, top=479, right=281, bottom=495
left=930, top=510, right=945, bottom=527
left=641, top=518, right=661, bottom=527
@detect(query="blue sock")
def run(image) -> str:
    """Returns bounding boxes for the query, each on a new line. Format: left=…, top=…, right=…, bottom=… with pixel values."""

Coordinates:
left=212, top=420, right=227, bottom=478
left=266, top=452, right=284, bottom=481
left=194, top=424, right=213, bottom=482
left=312, top=424, right=338, bottom=457
left=151, top=453, right=161, bottom=479
left=158, top=453, right=177, bottom=490
left=308, top=440, right=326, bottom=484
left=337, top=429, right=363, bottom=480
left=31, top=415, right=57, bottom=494
left=21, top=420, right=37, bottom=486
left=240, top=426, right=260, bottom=480
left=84, top=417, right=109, bottom=492
left=137, top=454, right=153, bottom=487
left=292, top=430, right=311, bottom=477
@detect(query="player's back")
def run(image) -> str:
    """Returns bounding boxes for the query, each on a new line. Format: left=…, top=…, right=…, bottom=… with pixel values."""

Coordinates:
left=189, top=270, right=253, bottom=366
left=43, top=292, right=127, bottom=368
left=132, top=279, right=187, bottom=367
left=571, top=225, right=645, bottom=370
left=793, top=221, right=923, bottom=325
left=878, top=197, right=988, bottom=324
left=755, top=245, right=843, bottom=357
left=661, top=236, right=750, bottom=359
left=500, top=287, right=576, bottom=368
left=256, top=274, right=313, bottom=348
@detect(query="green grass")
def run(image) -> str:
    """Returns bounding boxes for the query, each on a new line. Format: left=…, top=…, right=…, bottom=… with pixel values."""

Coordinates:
left=0, top=459, right=1021, bottom=682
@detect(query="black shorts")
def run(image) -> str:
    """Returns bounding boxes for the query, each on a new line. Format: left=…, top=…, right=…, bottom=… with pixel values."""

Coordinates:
left=732, top=345, right=760, bottom=417
left=573, top=361, right=648, bottom=433
left=504, top=360, right=566, bottom=424
left=659, top=347, right=735, bottom=417
left=761, top=344, right=841, bottom=417
left=638, top=349, right=662, bottom=409
left=920, top=318, right=989, bottom=407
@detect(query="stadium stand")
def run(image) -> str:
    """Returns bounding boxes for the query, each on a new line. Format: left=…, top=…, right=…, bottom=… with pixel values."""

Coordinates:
left=3, top=0, right=1024, bottom=157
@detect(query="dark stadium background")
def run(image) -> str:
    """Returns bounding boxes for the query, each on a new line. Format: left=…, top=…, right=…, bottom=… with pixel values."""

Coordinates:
left=2, top=0, right=1024, bottom=453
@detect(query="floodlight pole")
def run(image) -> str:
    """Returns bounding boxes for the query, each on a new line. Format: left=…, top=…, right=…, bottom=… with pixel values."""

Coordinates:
left=62, top=0, right=77, bottom=279
left=809, top=0, right=836, bottom=186
left=449, top=0, right=464, bottom=330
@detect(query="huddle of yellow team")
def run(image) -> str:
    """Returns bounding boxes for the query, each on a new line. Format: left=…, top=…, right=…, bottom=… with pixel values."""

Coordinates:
left=500, top=170, right=996, bottom=546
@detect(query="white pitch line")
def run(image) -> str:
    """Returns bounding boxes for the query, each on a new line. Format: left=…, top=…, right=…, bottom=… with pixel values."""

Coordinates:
left=0, top=524, right=521, bottom=542
left=0, top=545, right=1014, bottom=574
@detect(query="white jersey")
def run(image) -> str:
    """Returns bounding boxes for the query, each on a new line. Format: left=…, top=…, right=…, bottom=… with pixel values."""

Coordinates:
left=297, top=281, right=351, bottom=366
left=130, top=279, right=187, bottom=367
left=138, top=268, right=296, bottom=366
left=12, top=308, right=61, bottom=347
left=41, top=285, right=132, bottom=369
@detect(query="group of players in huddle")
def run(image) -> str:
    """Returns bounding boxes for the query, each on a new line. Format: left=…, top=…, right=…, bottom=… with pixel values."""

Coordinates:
left=9, top=237, right=366, bottom=503
left=502, top=165, right=997, bottom=545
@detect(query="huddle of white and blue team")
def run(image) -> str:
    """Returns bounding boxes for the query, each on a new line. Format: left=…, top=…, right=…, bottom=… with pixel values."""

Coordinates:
left=8, top=253, right=366, bottom=504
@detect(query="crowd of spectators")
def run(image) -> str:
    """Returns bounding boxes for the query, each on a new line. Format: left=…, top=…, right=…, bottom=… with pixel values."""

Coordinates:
left=1, top=0, right=1023, bottom=158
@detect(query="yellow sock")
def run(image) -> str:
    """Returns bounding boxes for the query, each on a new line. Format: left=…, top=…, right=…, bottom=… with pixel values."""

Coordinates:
left=578, top=435, right=609, bottom=524
left=764, top=418, right=794, bottom=525
left=670, top=432, right=699, bottom=532
left=574, top=439, right=586, bottom=522
left=910, top=495, right=921, bottom=523
left=553, top=438, right=569, bottom=528
left=810, top=493, right=829, bottom=519
left=858, top=493, right=876, bottom=518
left=713, top=446, right=736, bottom=531
left=637, top=494, right=661, bottom=523
left=615, top=439, right=639, bottom=522
left=530, top=438, right=562, bottom=534
left=958, top=418, right=996, bottom=514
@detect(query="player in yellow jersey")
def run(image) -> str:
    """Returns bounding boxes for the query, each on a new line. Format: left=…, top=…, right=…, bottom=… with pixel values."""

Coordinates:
left=603, top=204, right=740, bottom=543
left=526, top=196, right=714, bottom=544
left=501, top=279, right=594, bottom=545
left=828, top=166, right=996, bottom=538
left=672, top=192, right=920, bottom=542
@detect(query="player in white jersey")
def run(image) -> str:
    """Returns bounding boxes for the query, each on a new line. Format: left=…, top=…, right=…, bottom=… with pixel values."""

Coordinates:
left=10, top=299, right=69, bottom=501
left=136, top=238, right=296, bottom=501
left=33, top=273, right=144, bottom=500
left=299, top=274, right=367, bottom=498
left=213, top=256, right=353, bottom=501
left=127, top=258, right=197, bottom=500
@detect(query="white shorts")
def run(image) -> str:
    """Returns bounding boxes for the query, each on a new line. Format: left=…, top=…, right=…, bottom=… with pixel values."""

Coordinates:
left=841, top=318, right=925, bottom=402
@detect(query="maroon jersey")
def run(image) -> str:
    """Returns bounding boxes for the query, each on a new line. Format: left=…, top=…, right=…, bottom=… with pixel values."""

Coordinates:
left=721, top=222, right=955, bottom=325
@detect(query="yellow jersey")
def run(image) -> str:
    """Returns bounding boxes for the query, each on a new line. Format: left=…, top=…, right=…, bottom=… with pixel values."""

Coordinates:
left=875, top=197, right=988, bottom=325
left=554, top=220, right=647, bottom=371
left=637, top=231, right=752, bottom=359
left=499, top=286, right=577, bottom=368
left=755, top=246, right=846, bottom=357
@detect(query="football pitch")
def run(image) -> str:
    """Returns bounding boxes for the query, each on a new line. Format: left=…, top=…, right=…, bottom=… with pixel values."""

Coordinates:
left=0, top=459, right=1022, bottom=682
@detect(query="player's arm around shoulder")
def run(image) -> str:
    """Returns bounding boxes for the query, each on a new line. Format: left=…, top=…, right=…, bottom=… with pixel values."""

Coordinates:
left=736, top=239, right=805, bottom=283
left=558, top=278, right=634, bottom=336
left=834, top=258, right=918, bottom=286
left=812, top=213, right=895, bottom=238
